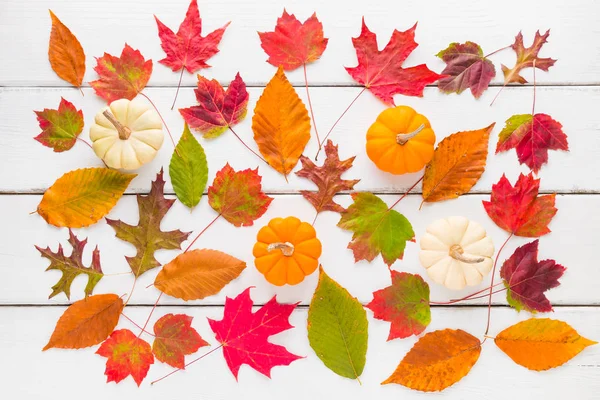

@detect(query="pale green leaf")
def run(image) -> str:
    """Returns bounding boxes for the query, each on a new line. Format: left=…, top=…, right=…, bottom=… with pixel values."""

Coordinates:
left=169, top=124, right=208, bottom=209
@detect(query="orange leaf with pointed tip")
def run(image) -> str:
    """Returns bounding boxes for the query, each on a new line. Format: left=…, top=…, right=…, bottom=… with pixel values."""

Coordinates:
left=96, top=329, right=154, bottom=386
left=48, top=10, right=85, bottom=88
left=383, top=328, right=481, bottom=392
left=252, top=67, right=310, bottom=178
left=495, top=318, right=596, bottom=371
left=422, top=124, right=494, bottom=203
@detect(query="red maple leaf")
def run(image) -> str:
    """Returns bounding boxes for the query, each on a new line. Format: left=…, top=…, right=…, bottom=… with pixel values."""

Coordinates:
left=483, top=173, right=557, bottom=237
left=208, top=287, right=302, bottom=378
left=258, top=10, right=328, bottom=71
left=496, top=113, right=568, bottom=174
left=208, top=163, right=273, bottom=227
left=90, top=44, right=153, bottom=103
left=296, top=140, right=360, bottom=214
left=34, top=97, right=83, bottom=152
left=345, top=19, right=443, bottom=104
left=179, top=73, right=249, bottom=138
left=500, top=240, right=566, bottom=312
left=152, top=313, right=209, bottom=369
left=96, top=329, right=154, bottom=386
left=154, top=0, right=229, bottom=73
left=502, top=30, right=556, bottom=85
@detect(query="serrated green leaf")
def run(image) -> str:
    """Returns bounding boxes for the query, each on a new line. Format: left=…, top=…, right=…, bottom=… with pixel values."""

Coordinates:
left=307, top=267, right=368, bottom=380
left=169, top=124, right=208, bottom=209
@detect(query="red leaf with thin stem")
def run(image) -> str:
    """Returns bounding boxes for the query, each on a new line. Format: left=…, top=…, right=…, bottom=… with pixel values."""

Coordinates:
left=96, top=329, right=154, bottom=386
left=34, top=97, right=84, bottom=152
left=153, top=313, right=209, bottom=368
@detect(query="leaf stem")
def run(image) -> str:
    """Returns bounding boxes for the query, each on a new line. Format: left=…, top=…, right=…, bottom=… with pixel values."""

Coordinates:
left=103, top=271, right=133, bottom=277
left=484, top=45, right=511, bottom=58
left=121, top=313, right=155, bottom=337
left=429, top=284, right=506, bottom=305
left=483, top=233, right=513, bottom=338
left=151, top=344, right=223, bottom=385
left=387, top=176, right=424, bottom=211
left=315, top=87, right=365, bottom=160
left=78, top=86, right=85, bottom=97
left=140, top=92, right=178, bottom=154
left=303, top=63, right=321, bottom=153
left=311, top=211, right=319, bottom=227
left=77, top=137, right=109, bottom=168
left=137, top=292, right=162, bottom=339
left=228, top=126, right=268, bottom=165
left=184, top=213, right=222, bottom=253
left=124, top=276, right=138, bottom=306
left=171, top=68, right=185, bottom=110
left=532, top=59, right=537, bottom=115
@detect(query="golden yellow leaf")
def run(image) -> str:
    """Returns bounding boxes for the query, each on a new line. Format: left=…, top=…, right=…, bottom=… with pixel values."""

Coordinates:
left=37, top=167, right=136, bottom=228
left=48, top=10, right=86, bottom=88
left=252, top=66, right=310, bottom=178
left=422, top=124, right=494, bottom=203
left=382, top=328, right=481, bottom=392
left=495, top=318, right=596, bottom=371
left=154, top=249, right=246, bottom=300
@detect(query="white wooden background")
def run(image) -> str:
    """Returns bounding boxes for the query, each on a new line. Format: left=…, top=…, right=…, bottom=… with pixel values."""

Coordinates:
left=1, top=0, right=598, bottom=398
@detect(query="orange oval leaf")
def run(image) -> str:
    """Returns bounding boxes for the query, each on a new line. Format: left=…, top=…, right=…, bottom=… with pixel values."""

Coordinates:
left=422, top=124, right=494, bottom=203
left=43, top=293, right=123, bottom=350
left=48, top=10, right=86, bottom=88
left=154, top=249, right=246, bottom=300
left=495, top=318, right=596, bottom=371
left=382, top=328, right=481, bottom=392
left=252, top=66, right=310, bottom=177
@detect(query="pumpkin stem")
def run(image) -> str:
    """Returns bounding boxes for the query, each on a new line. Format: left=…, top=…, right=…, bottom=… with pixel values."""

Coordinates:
left=449, top=244, right=485, bottom=264
left=103, top=110, right=131, bottom=140
left=267, top=242, right=295, bottom=257
left=396, top=123, right=425, bottom=145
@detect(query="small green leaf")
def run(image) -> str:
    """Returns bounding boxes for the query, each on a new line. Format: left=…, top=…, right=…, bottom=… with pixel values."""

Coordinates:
left=169, top=124, right=209, bottom=209
left=308, top=267, right=368, bottom=380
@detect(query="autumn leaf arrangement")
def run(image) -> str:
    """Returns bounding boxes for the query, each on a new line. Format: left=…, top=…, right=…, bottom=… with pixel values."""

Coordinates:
left=33, top=0, right=593, bottom=391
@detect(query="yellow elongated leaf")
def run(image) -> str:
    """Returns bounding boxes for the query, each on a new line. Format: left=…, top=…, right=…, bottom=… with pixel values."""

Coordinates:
left=154, top=249, right=246, bottom=300
left=37, top=168, right=136, bottom=228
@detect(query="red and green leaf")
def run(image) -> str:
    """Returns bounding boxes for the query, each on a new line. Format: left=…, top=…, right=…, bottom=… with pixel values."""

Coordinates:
left=502, top=30, right=557, bottom=85
left=96, top=329, right=154, bottom=386
left=152, top=313, right=209, bottom=369
left=34, top=97, right=83, bottom=152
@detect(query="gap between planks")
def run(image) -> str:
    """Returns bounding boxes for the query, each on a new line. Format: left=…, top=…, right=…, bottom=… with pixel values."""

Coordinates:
left=0, top=304, right=597, bottom=308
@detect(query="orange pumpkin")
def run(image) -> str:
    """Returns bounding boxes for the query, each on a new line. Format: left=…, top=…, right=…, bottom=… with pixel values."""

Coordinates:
left=366, top=105, right=436, bottom=175
left=253, top=216, right=322, bottom=286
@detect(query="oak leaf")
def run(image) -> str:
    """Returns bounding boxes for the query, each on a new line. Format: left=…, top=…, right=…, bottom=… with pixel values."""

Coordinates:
left=34, top=97, right=84, bottom=152
left=258, top=10, right=328, bottom=70
left=37, top=167, right=135, bottom=228
left=502, top=30, right=556, bottom=85
left=345, top=19, right=442, bottom=104
left=154, top=249, right=246, bottom=300
left=48, top=10, right=85, bottom=88
left=179, top=73, right=249, bottom=138
left=208, top=163, right=273, bottom=227
left=496, top=113, right=568, bottom=173
left=500, top=240, right=565, bottom=313
left=296, top=140, right=360, bottom=214
left=152, top=313, right=208, bottom=369
left=169, top=124, right=208, bottom=209
left=36, top=229, right=104, bottom=299
left=90, top=44, right=153, bottom=103
left=495, top=318, right=596, bottom=371
left=43, top=294, right=123, bottom=350
left=422, top=124, right=494, bottom=203
left=96, top=329, right=154, bottom=386
left=366, top=271, right=430, bottom=340
left=307, top=267, right=368, bottom=380
left=483, top=173, right=557, bottom=237
left=208, top=287, right=302, bottom=378
left=338, top=192, right=414, bottom=266
left=436, top=41, right=495, bottom=98
left=383, top=329, right=481, bottom=392
left=252, top=66, right=311, bottom=178
left=106, top=169, right=190, bottom=277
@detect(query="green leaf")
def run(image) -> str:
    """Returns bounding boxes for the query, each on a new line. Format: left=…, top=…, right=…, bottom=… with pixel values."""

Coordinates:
left=337, top=192, right=415, bottom=266
left=307, top=267, right=368, bottom=381
left=169, top=124, right=209, bottom=209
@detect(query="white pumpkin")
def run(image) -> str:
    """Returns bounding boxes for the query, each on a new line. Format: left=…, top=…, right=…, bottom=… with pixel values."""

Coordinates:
left=419, top=216, right=494, bottom=290
left=90, top=98, right=164, bottom=170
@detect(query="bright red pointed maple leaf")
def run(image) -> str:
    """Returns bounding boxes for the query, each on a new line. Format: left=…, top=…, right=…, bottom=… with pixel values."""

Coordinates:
left=502, top=30, right=556, bottom=84
left=345, top=19, right=443, bottom=104
left=296, top=140, right=360, bottom=214
left=152, top=313, right=209, bottom=369
left=34, top=97, right=83, bottom=152
left=483, top=173, right=557, bottom=237
left=258, top=10, right=328, bottom=71
left=208, top=163, right=273, bottom=227
left=496, top=113, right=568, bottom=173
left=96, top=329, right=154, bottom=386
left=208, top=287, right=302, bottom=378
left=179, top=73, right=248, bottom=138
left=90, top=44, right=153, bottom=103
left=366, top=271, right=430, bottom=340
left=500, top=240, right=566, bottom=312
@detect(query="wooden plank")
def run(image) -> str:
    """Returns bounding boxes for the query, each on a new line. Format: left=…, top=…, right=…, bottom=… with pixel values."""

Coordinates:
left=3, top=193, right=596, bottom=305
left=1, top=86, right=597, bottom=194
left=3, top=305, right=597, bottom=398
left=1, top=0, right=599, bottom=86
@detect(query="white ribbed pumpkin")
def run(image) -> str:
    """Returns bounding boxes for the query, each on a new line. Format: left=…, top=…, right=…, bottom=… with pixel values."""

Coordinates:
left=419, top=216, right=494, bottom=290
left=90, top=98, right=163, bottom=170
